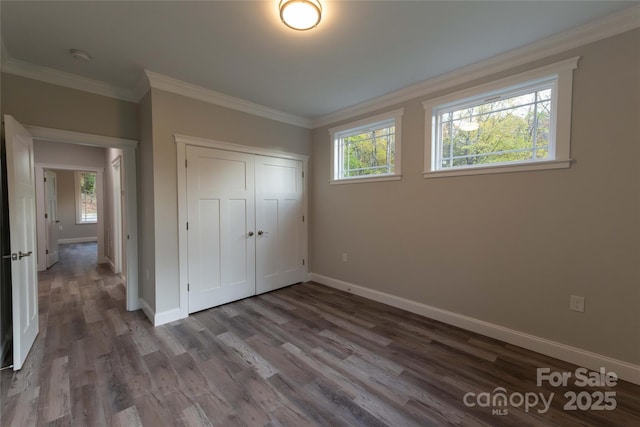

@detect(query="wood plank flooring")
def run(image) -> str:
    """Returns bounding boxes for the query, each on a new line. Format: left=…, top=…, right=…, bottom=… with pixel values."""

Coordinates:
left=1, top=242, right=639, bottom=426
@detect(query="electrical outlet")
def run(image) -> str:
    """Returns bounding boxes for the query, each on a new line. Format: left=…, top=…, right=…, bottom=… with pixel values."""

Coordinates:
left=58, top=225, right=63, bottom=231
left=570, top=295, right=585, bottom=312
left=342, top=253, right=348, bottom=262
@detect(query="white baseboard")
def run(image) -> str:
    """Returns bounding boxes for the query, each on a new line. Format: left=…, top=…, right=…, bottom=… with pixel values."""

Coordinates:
left=58, top=237, right=97, bottom=244
left=139, top=298, right=185, bottom=327
left=103, top=256, right=116, bottom=273
left=154, top=308, right=185, bottom=327
left=309, top=273, right=640, bottom=385
left=139, top=298, right=155, bottom=324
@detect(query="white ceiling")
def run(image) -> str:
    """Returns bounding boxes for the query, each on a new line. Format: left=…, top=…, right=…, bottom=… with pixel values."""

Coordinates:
left=1, top=1, right=637, bottom=121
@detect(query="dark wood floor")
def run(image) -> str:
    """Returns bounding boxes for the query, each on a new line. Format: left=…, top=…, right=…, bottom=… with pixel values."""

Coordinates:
left=1, top=243, right=639, bottom=426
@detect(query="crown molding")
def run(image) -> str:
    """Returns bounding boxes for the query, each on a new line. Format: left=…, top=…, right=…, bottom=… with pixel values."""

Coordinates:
left=174, top=133, right=309, bottom=161
left=311, top=4, right=640, bottom=128
left=145, top=70, right=312, bottom=129
left=1, top=56, right=138, bottom=102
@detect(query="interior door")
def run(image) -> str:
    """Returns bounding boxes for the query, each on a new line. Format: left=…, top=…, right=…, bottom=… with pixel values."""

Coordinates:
left=4, top=115, right=38, bottom=370
left=186, top=146, right=256, bottom=313
left=44, top=170, right=59, bottom=267
left=255, top=156, right=304, bottom=294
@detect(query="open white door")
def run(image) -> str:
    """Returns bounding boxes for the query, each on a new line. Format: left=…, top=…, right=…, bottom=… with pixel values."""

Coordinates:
left=44, top=170, right=59, bottom=267
left=4, top=115, right=38, bottom=370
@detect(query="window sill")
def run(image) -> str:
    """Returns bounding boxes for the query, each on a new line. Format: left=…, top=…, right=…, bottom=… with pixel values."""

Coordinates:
left=423, top=159, right=572, bottom=179
left=76, top=221, right=98, bottom=225
left=330, top=175, right=402, bottom=185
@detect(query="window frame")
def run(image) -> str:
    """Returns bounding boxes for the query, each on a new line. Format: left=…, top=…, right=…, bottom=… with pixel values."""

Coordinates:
left=423, top=57, right=579, bottom=178
left=75, top=171, right=98, bottom=224
left=329, top=109, right=404, bottom=184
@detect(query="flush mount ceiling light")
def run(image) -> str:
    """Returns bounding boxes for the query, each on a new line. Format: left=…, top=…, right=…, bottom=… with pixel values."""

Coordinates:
left=69, top=48, right=92, bottom=62
left=279, top=0, right=322, bottom=31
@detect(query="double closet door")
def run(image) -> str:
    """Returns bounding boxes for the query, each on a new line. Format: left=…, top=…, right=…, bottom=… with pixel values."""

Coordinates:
left=186, top=146, right=305, bottom=313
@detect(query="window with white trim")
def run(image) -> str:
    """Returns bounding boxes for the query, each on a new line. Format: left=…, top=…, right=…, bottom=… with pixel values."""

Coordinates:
left=330, top=109, right=403, bottom=183
left=75, top=171, right=97, bottom=224
left=424, top=57, right=578, bottom=177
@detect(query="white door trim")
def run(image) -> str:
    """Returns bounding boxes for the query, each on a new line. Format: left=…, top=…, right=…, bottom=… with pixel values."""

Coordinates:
left=175, top=134, right=308, bottom=325
left=174, top=134, right=309, bottom=162
left=111, top=156, right=123, bottom=274
left=43, top=170, right=60, bottom=268
left=35, top=167, right=46, bottom=272
left=27, top=126, right=140, bottom=311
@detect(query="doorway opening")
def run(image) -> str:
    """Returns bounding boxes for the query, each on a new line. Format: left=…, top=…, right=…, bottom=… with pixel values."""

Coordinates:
left=36, top=166, right=103, bottom=274
left=28, top=127, right=138, bottom=312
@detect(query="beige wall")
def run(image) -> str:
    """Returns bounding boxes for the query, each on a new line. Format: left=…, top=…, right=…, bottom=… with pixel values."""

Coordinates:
left=149, top=89, right=311, bottom=313
left=310, top=29, right=640, bottom=365
left=53, top=170, right=97, bottom=241
left=137, top=91, right=155, bottom=310
left=1, top=73, right=138, bottom=140
left=34, top=140, right=107, bottom=169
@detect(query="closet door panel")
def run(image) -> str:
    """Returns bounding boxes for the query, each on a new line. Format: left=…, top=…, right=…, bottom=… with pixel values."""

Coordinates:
left=187, top=146, right=256, bottom=313
left=197, top=199, right=222, bottom=291
left=225, top=199, right=251, bottom=285
left=256, top=157, right=304, bottom=294
left=279, top=198, right=299, bottom=273
left=260, top=199, right=279, bottom=278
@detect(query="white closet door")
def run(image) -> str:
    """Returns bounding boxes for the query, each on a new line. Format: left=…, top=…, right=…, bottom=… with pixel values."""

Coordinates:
left=255, top=156, right=304, bottom=294
left=187, top=146, right=256, bottom=313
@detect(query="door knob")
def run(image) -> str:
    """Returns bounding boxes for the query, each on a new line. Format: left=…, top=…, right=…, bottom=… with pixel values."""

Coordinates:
left=257, top=230, right=269, bottom=236
left=19, top=251, right=32, bottom=259
left=248, top=231, right=254, bottom=237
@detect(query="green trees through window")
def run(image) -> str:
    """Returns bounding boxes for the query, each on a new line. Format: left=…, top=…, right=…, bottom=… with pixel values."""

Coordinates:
left=437, top=86, right=552, bottom=169
left=341, top=125, right=395, bottom=177
left=78, top=171, right=97, bottom=223
left=331, top=109, right=403, bottom=182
